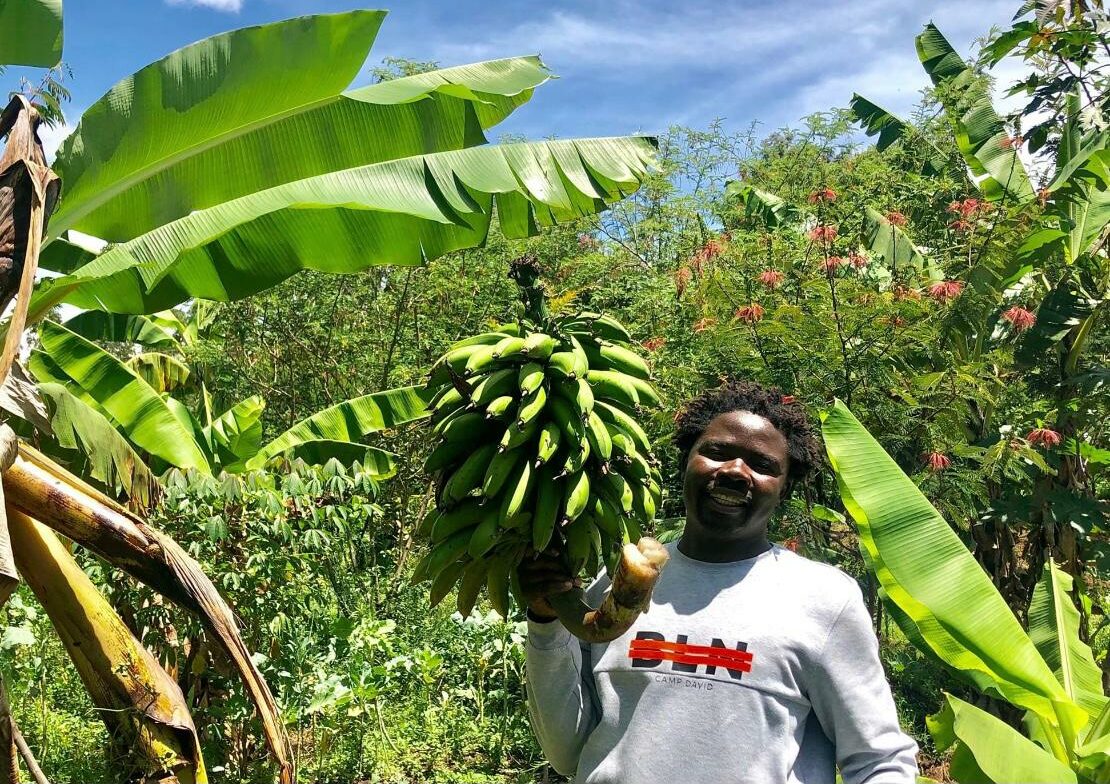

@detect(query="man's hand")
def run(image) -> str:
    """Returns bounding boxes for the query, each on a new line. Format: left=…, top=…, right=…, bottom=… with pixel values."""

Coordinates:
left=517, top=549, right=578, bottom=622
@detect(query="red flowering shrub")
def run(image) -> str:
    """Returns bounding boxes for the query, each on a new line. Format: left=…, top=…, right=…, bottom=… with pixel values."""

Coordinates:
left=924, top=452, right=951, bottom=472
left=885, top=211, right=908, bottom=227
left=1002, top=306, right=1036, bottom=332
left=928, top=280, right=963, bottom=302
left=734, top=303, right=765, bottom=323
left=1027, top=428, right=1062, bottom=447
left=807, top=224, right=838, bottom=244
left=642, top=336, right=666, bottom=352
left=757, top=269, right=785, bottom=288
left=692, top=317, right=718, bottom=333
left=807, top=187, right=837, bottom=204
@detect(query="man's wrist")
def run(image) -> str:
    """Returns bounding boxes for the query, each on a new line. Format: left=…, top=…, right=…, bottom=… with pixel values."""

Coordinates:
left=527, top=607, right=559, bottom=623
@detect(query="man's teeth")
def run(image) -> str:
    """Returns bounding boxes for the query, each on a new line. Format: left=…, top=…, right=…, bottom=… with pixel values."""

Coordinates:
left=708, top=490, right=748, bottom=507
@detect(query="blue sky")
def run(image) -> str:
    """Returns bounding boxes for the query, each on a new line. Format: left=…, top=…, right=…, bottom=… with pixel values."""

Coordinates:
left=6, top=0, right=1026, bottom=156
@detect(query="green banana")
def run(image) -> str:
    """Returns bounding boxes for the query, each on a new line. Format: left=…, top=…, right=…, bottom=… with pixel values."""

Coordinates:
left=417, top=508, right=440, bottom=538
left=485, top=395, right=516, bottom=421
left=468, top=506, right=503, bottom=558
left=500, top=458, right=535, bottom=522
left=565, top=515, right=592, bottom=571
left=591, top=495, right=624, bottom=538
left=430, top=557, right=469, bottom=606
left=555, top=377, right=595, bottom=418
left=464, top=343, right=502, bottom=374
left=499, top=417, right=539, bottom=451
left=626, top=376, right=663, bottom=408
left=585, top=411, right=613, bottom=461
left=535, top=421, right=562, bottom=467
left=470, top=368, right=517, bottom=406
left=599, top=470, right=635, bottom=515
left=517, top=385, right=549, bottom=428
left=613, top=449, right=651, bottom=485
left=562, top=312, right=632, bottom=344
left=457, top=558, right=491, bottom=618
left=585, top=369, right=640, bottom=408
left=423, top=436, right=474, bottom=475
left=486, top=554, right=514, bottom=618
left=482, top=448, right=524, bottom=499
left=562, top=470, right=591, bottom=523
left=440, top=412, right=496, bottom=444
left=532, top=467, right=561, bottom=552
left=492, top=335, right=526, bottom=359
left=631, top=480, right=657, bottom=522
left=594, top=401, right=651, bottom=453
left=431, top=498, right=485, bottom=542
left=559, top=436, right=590, bottom=476
left=518, top=362, right=546, bottom=395
left=548, top=394, right=586, bottom=443
left=412, top=528, right=472, bottom=584
left=609, top=431, right=636, bottom=459
left=523, top=332, right=558, bottom=361
left=545, top=350, right=580, bottom=380
left=595, top=342, right=651, bottom=380
left=442, top=443, right=498, bottom=504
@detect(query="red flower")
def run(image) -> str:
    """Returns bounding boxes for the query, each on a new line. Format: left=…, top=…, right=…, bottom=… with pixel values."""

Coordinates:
left=928, top=280, right=963, bottom=303
left=885, top=315, right=906, bottom=328
left=780, top=395, right=796, bottom=404
left=1000, top=135, right=1023, bottom=150
left=1001, top=306, right=1036, bottom=332
left=757, top=269, right=785, bottom=288
left=1027, top=428, right=1062, bottom=447
left=893, top=285, right=921, bottom=302
left=848, top=253, right=869, bottom=269
left=690, top=238, right=726, bottom=272
left=924, top=452, right=951, bottom=472
left=734, top=303, right=765, bottom=323
left=675, top=266, right=692, bottom=296
left=807, top=187, right=837, bottom=204
left=692, top=317, right=717, bottom=333
left=947, top=198, right=983, bottom=219
left=642, top=336, right=667, bottom=352
left=782, top=536, right=801, bottom=552
left=1037, top=188, right=1051, bottom=207
left=807, top=224, right=838, bottom=244
left=820, top=256, right=844, bottom=273
left=885, top=211, right=908, bottom=227
left=949, top=219, right=973, bottom=233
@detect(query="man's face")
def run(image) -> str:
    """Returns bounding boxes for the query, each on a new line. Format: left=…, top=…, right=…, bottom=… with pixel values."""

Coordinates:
left=682, top=410, right=791, bottom=542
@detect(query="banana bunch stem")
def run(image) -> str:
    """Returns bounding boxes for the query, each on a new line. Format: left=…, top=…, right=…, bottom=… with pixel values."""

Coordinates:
left=548, top=539, right=669, bottom=643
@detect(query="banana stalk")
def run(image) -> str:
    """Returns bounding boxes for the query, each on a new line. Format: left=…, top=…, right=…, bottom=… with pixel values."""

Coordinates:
left=0, top=677, right=50, bottom=784
left=1, top=445, right=294, bottom=784
left=548, top=539, right=669, bottom=643
left=8, top=508, right=204, bottom=783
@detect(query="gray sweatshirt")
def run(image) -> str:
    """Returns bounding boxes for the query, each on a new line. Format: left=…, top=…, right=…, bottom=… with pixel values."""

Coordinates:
left=525, top=543, right=919, bottom=783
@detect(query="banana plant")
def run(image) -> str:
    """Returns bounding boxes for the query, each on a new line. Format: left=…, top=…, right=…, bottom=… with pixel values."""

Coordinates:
left=0, top=0, right=61, bottom=69
left=0, top=7, right=657, bottom=782
left=823, top=401, right=1110, bottom=783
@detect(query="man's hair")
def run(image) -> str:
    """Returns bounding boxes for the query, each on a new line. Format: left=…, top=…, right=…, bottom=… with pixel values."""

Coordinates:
left=673, top=380, right=822, bottom=490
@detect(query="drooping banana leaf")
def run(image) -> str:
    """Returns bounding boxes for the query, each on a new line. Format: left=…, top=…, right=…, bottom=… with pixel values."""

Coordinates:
left=724, top=182, right=804, bottom=230
left=0, top=0, right=62, bottom=68
left=126, top=351, right=191, bottom=395
left=3, top=445, right=292, bottom=781
left=247, top=386, right=433, bottom=471
left=203, top=395, right=264, bottom=473
left=821, top=400, right=1081, bottom=731
left=861, top=207, right=941, bottom=284
left=8, top=509, right=206, bottom=781
left=928, top=693, right=1078, bottom=782
left=47, top=10, right=551, bottom=244
left=29, top=135, right=656, bottom=317
left=1028, top=560, right=1107, bottom=721
left=271, top=439, right=397, bottom=479
left=35, top=320, right=210, bottom=470
left=37, top=381, right=160, bottom=508
left=61, top=310, right=180, bottom=348
left=1015, top=270, right=1105, bottom=367
left=916, top=23, right=1035, bottom=204
left=848, top=94, right=949, bottom=176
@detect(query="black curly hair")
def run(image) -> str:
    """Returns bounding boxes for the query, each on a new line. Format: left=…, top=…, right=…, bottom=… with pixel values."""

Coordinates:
left=673, top=380, right=822, bottom=493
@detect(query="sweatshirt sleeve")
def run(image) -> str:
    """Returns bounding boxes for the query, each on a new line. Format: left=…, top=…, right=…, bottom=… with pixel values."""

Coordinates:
left=525, top=617, right=600, bottom=776
left=806, top=585, right=919, bottom=784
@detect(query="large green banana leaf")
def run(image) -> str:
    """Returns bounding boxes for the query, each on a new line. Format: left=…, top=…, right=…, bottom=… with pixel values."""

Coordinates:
left=1029, top=560, right=1107, bottom=721
left=821, top=401, right=1080, bottom=730
left=28, top=135, right=656, bottom=317
left=861, top=207, right=941, bottom=285
left=848, top=94, right=949, bottom=176
left=61, top=310, right=180, bottom=349
left=33, top=321, right=210, bottom=470
left=37, top=381, right=160, bottom=508
left=50, top=10, right=548, bottom=243
left=0, top=0, right=62, bottom=67
left=1015, top=271, right=1105, bottom=367
left=928, top=693, right=1078, bottom=782
left=246, top=386, right=433, bottom=471
left=724, top=182, right=803, bottom=230
left=203, top=396, right=264, bottom=473
left=916, top=23, right=1035, bottom=204
left=274, top=440, right=397, bottom=479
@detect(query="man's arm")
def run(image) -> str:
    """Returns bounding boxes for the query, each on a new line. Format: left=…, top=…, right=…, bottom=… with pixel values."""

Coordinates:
left=806, top=585, right=919, bottom=784
left=525, top=615, right=600, bottom=776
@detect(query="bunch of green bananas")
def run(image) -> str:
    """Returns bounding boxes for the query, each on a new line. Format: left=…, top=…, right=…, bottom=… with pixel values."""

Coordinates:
left=413, top=312, right=664, bottom=619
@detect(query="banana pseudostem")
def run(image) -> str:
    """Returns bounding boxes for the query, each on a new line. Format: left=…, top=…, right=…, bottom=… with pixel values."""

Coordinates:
left=547, top=538, right=669, bottom=643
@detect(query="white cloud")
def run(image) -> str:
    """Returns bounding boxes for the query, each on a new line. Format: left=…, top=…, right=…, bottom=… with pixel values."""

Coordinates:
left=36, top=120, right=75, bottom=163
left=166, top=0, right=243, bottom=12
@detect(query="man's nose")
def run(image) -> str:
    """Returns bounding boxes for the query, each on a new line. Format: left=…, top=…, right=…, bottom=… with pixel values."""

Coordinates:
left=716, top=457, right=751, bottom=481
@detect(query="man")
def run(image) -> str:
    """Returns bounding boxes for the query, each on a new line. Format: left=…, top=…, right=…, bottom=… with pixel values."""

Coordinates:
left=519, top=380, right=919, bottom=783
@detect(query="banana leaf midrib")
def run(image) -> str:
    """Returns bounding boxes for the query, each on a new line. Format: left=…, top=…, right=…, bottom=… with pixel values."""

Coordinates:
left=48, top=56, right=549, bottom=243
